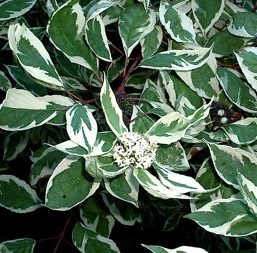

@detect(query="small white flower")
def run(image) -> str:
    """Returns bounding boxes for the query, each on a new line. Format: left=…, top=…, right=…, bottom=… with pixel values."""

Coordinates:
left=113, top=132, right=157, bottom=169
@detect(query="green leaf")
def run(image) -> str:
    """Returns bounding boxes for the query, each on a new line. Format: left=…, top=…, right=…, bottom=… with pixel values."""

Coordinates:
left=217, top=66, right=257, bottom=113
left=0, top=175, right=41, bottom=213
left=29, top=146, right=67, bottom=186
left=3, top=130, right=30, bottom=161
left=8, top=23, right=64, bottom=90
left=45, top=156, right=100, bottom=210
left=153, top=142, right=189, bottom=172
left=159, top=0, right=195, bottom=43
left=185, top=198, right=257, bottom=236
left=0, top=238, right=36, bottom=253
left=47, top=0, right=98, bottom=72
left=80, top=194, right=115, bottom=237
left=142, top=244, right=208, bottom=253
left=235, top=47, right=257, bottom=92
left=228, top=12, right=257, bottom=38
left=104, top=167, right=139, bottom=206
left=0, top=70, right=11, bottom=92
left=102, top=191, right=140, bottom=226
left=140, top=47, right=212, bottom=71
left=0, top=88, right=73, bottom=131
left=0, top=0, right=37, bottom=21
left=66, top=104, right=97, bottom=152
left=100, top=75, right=128, bottom=137
left=85, top=15, right=112, bottom=62
left=72, top=222, right=120, bottom=253
left=192, top=0, right=225, bottom=34
left=118, top=3, right=155, bottom=56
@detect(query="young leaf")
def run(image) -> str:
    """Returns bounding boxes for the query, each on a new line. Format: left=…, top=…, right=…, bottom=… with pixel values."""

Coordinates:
left=66, top=104, right=98, bottom=152
left=0, top=238, right=36, bottom=253
left=118, top=3, right=155, bottom=56
left=159, top=0, right=195, bottom=43
left=142, top=244, right=208, bottom=253
left=8, top=23, right=64, bottom=90
left=100, top=75, right=128, bottom=137
left=192, top=0, right=225, bottom=34
left=72, top=222, right=120, bottom=253
left=85, top=15, right=112, bottom=62
left=0, top=70, right=11, bottom=92
left=235, top=47, right=257, bottom=92
left=0, top=0, right=37, bottom=21
left=217, top=66, right=257, bottom=113
left=185, top=198, right=257, bottom=237
left=45, top=156, right=100, bottom=210
left=47, top=0, right=98, bottom=72
left=0, top=175, right=41, bottom=213
left=140, top=47, right=212, bottom=71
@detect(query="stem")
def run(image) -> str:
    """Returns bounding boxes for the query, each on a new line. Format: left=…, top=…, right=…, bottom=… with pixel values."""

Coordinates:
left=217, top=61, right=240, bottom=71
left=110, top=43, right=125, bottom=56
left=65, top=90, right=99, bottom=105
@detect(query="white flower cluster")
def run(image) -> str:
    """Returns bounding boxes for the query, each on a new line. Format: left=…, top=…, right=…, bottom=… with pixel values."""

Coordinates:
left=113, top=132, right=158, bottom=169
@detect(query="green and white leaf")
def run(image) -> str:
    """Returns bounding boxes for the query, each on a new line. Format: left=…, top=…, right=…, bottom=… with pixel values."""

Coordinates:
left=141, top=25, right=163, bottom=59
left=159, top=0, right=195, bottom=43
left=0, top=0, right=37, bottom=21
left=102, top=191, right=140, bottom=226
left=119, top=3, right=155, bottom=56
left=29, top=146, right=67, bottom=186
left=185, top=198, right=257, bottom=237
left=0, top=175, right=41, bottom=213
left=85, top=15, right=112, bottom=62
left=0, top=70, right=11, bottom=92
left=4, top=130, right=30, bottom=161
left=104, top=167, right=139, bottom=206
left=142, top=244, right=208, bottom=253
left=0, top=238, right=36, bottom=253
left=8, top=23, right=64, bottom=90
left=0, top=89, right=72, bottom=131
left=102, top=1, right=125, bottom=25
left=72, top=222, right=120, bottom=253
left=45, top=156, right=100, bottom=210
left=66, top=104, right=97, bottom=152
left=235, top=47, right=257, bottom=92
left=217, top=66, right=257, bottom=113
left=62, top=76, right=86, bottom=91
left=227, top=12, right=257, bottom=38
left=100, top=75, right=128, bottom=137
left=47, top=0, right=98, bottom=72
left=140, top=47, right=212, bottom=71
left=80, top=194, right=115, bottom=237
left=192, top=0, right=225, bottom=34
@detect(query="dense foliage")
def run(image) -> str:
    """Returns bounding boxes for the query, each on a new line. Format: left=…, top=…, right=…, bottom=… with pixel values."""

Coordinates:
left=1, top=0, right=257, bottom=252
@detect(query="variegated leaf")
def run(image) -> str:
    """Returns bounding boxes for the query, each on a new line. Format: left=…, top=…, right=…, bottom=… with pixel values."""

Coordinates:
left=102, top=1, right=125, bottom=25
left=0, top=0, right=37, bottom=21
left=235, top=47, right=257, bottom=92
left=102, top=191, right=140, bottom=225
left=45, top=156, right=100, bottom=210
left=100, top=75, right=128, bottom=137
left=176, top=54, right=220, bottom=99
left=0, top=175, right=41, bottom=213
left=142, top=244, right=208, bottom=253
left=0, top=238, right=36, bottom=253
left=207, top=142, right=257, bottom=189
left=104, top=167, right=139, bottom=206
left=0, top=88, right=73, bottom=131
left=8, top=23, right=64, bottom=90
left=85, top=15, right=112, bottom=62
left=80, top=194, right=115, bottom=237
left=192, top=0, right=225, bottom=34
left=185, top=198, right=257, bottom=237
left=216, top=66, right=257, bottom=113
left=66, top=104, right=97, bottom=152
left=47, top=0, right=98, bottom=72
left=140, top=47, right=212, bottom=71
left=228, top=12, right=257, bottom=38
left=72, top=222, right=120, bottom=253
left=159, top=0, right=195, bottom=43
left=0, top=70, right=11, bottom=92
left=133, top=168, right=190, bottom=199
left=141, top=25, right=163, bottom=59
left=119, top=3, right=155, bottom=56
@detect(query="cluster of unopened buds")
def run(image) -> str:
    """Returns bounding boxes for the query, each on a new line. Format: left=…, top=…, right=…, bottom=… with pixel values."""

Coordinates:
left=113, top=132, right=158, bottom=169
